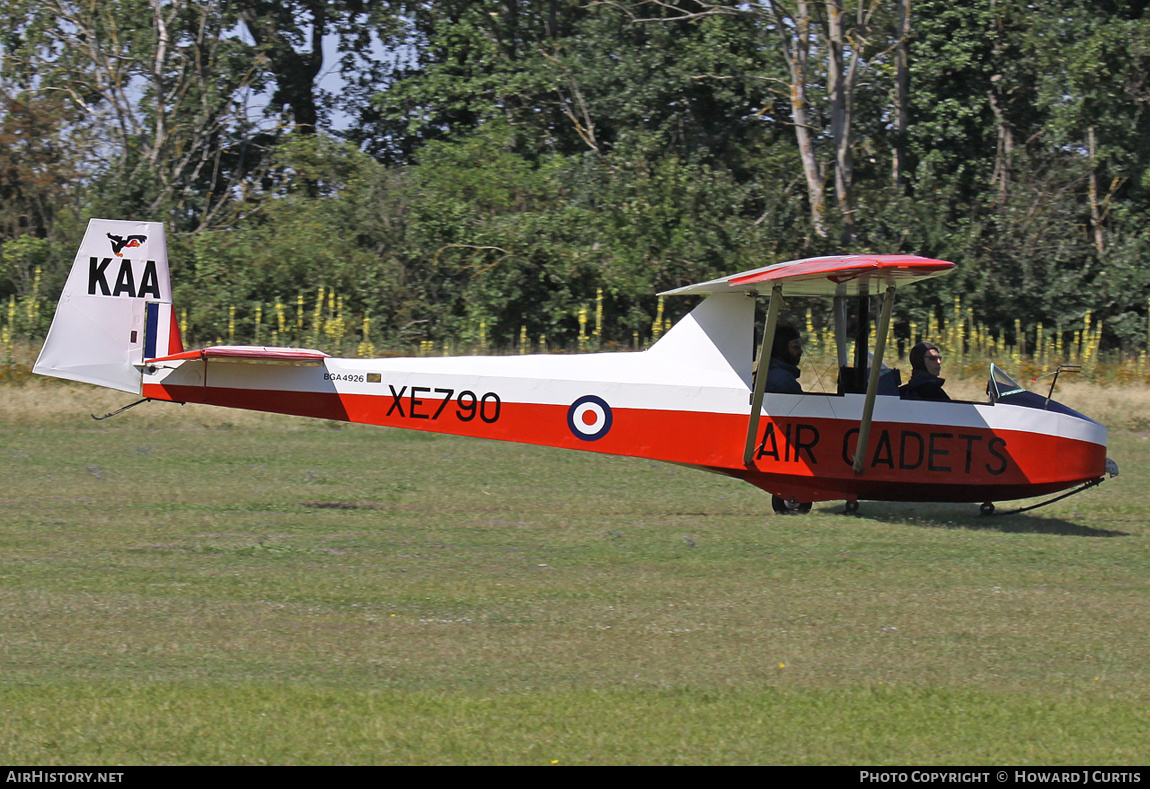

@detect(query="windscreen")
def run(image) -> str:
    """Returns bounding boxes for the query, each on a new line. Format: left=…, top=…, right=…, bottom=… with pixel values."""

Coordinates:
left=986, top=364, right=1099, bottom=424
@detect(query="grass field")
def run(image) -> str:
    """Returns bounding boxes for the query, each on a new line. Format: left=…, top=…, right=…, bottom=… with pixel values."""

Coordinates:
left=1, top=382, right=1147, bottom=764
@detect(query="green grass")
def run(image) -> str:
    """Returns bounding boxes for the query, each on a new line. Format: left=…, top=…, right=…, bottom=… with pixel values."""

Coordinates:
left=1, top=385, right=1148, bottom=764
left=2, top=685, right=1144, bottom=765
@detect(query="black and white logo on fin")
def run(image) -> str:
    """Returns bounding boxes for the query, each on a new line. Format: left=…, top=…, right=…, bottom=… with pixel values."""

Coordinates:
left=107, top=233, right=147, bottom=256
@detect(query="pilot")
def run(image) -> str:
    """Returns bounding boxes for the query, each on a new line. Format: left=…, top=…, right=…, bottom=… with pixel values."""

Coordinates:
left=764, top=325, right=803, bottom=394
left=900, top=341, right=951, bottom=401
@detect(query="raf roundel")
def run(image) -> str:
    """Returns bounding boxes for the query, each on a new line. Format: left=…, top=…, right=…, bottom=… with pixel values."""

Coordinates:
left=567, top=395, right=613, bottom=441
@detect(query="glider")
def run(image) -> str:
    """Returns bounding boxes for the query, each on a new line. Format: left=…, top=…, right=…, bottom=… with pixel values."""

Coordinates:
left=34, top=219, right=1116, bottom=514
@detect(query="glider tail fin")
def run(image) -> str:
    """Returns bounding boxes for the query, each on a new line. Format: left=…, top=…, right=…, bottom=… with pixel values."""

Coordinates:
left=34, top=219, right=182, bottom=394
left=645, top=292, right=754, bottom=387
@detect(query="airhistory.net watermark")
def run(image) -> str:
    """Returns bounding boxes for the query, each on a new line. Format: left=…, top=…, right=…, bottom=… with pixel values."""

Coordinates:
left=6, top=773, right=123, bottom=783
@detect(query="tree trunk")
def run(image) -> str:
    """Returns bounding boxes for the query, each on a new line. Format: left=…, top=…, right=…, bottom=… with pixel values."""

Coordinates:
left=770, top=0, right=828, bottom=238
left=1087, top=126, right=1105, bottom=254
left=892, top=0, right=911, bottom=192
left=826, top=0, right=856, bottom=246
left=988, top=82, right=1013, bottom=204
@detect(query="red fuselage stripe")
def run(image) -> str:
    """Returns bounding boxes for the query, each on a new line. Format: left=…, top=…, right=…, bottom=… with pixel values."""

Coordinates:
left=144, top=382, right=1105, bottom=503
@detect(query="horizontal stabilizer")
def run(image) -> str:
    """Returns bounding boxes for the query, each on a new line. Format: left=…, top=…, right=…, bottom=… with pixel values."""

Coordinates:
left=149, top=345, right=330, bottom=364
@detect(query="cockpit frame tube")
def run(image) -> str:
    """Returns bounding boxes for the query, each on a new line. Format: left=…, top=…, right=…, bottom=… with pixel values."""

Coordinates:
left=852, top=285, right=896, bottom=476
left=744, top=284, right=783, bottom=465
left=833, top=296, right=849, bottom=371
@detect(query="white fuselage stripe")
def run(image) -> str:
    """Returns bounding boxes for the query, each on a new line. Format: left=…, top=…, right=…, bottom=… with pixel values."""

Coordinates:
left=147, top=351, right=1107, bottom=448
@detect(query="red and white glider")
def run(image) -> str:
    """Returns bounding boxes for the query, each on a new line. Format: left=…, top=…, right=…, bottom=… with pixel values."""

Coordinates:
left=34, top=219, right=1115, bottom=514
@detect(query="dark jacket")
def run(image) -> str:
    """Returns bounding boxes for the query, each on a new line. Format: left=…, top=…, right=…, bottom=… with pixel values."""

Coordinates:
left=900, top=373, right=951, bottom=401
left=765, top=358, right=803, bottom=394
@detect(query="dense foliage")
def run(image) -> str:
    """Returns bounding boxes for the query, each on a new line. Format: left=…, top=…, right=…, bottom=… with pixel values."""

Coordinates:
left=2, top=0, right=1149, bottom=351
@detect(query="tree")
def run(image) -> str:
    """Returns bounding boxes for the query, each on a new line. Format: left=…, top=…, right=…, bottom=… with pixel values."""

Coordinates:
left=617, top=1, right=905, bottom=245
left=4, top=0, right=278, bottom=230
left=892, top=0, right=1150, bottom=348
left=0, top=94, right=80, bottom=243
left=236, top=0, right=389, bottom=137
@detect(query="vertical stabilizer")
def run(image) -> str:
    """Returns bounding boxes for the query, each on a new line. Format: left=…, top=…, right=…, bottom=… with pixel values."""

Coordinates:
left=34, top=219, right=179, bottom=394
left=646, top=292, right=754, bottom=387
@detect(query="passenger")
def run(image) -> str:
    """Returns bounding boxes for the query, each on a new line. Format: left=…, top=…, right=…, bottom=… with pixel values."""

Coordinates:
left=900, top=341, right=951, bottom=401
left=764, top=325, right=803, bottom=394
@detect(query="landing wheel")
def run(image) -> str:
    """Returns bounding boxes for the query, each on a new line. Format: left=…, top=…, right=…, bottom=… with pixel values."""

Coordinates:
left=979, top=501, right=995, bottom=516
left=844, top=500, right=859, bottom=515
left=772, top=495, right=812, bottom=515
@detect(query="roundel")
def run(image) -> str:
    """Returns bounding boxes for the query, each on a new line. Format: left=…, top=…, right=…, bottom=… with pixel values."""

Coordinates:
left=567, top=395, right=613, bottom=441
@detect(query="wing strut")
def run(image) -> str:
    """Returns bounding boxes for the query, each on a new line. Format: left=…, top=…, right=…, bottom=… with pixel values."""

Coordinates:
left=852, top=285, right=896, bottom=475
left=743, top=284, right=783, bottom=465
left=833, top=296, right=849, bottom=370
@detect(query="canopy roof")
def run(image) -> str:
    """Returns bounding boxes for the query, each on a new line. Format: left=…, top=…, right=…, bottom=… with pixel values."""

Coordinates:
left=660, top=255, right=955, bottom=298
